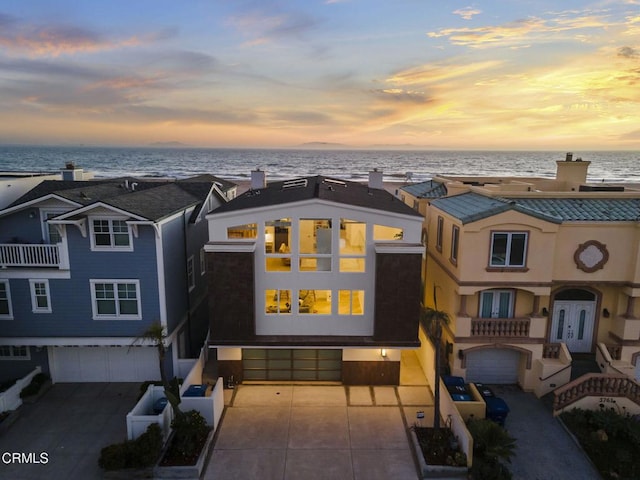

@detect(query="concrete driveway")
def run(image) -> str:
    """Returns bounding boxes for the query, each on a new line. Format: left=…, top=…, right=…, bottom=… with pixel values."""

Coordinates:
left=0, top=382, right=139, bottom=480
left=491, top=385, right=601, bottom=480
left=204, top=384, right=434, bottom=480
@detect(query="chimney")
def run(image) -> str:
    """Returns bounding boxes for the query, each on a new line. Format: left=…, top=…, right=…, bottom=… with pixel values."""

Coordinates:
left=556, top=153, right=590, bottom=185
left=251, top=168, right=266, bottom=190
left=61, top=163, right=84, bottom=181
left=368, top=168, right=384, bottom=189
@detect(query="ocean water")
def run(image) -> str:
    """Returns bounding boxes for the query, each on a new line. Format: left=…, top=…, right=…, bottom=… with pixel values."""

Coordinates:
left=0, top=145, right=638, bottom=184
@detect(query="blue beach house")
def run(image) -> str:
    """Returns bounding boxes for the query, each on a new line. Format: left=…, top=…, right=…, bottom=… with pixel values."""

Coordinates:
left=0, top=165, right=236, bottom=383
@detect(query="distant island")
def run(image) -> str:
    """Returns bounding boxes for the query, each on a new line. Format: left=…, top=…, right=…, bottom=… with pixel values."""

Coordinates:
left=148, top=141, right=190, bottom=147
left=293, top=141, right=434, bottom=150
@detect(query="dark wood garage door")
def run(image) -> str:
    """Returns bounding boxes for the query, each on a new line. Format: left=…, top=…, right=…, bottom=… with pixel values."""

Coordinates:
left=242, top=349, right=342, bottom=381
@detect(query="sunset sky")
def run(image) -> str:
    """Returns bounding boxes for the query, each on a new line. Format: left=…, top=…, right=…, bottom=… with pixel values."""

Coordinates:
left=1, top=1, right=639, bottom=149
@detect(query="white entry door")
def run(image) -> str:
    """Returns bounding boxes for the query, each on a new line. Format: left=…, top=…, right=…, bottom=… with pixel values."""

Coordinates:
left=551, top=301, right=595, bottom=352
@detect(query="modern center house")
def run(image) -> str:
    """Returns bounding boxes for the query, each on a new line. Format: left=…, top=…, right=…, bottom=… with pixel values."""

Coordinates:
left=205, top=170, right=424, bottom=385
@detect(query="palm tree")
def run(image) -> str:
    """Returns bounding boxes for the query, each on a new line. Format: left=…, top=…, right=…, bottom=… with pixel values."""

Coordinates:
left=133, top=322, right=183, bottom=420
left=421, top=286, right=451, bottom=430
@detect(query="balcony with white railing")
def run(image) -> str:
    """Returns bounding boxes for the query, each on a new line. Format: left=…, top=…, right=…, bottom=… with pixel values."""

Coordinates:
left=0, top=244, right=67, bottom=269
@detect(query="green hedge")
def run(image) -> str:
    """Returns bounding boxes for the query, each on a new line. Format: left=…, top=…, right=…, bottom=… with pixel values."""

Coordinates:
left=19, top=373, right=49, bottom=398
left=99, top=423, right=163, bottom=471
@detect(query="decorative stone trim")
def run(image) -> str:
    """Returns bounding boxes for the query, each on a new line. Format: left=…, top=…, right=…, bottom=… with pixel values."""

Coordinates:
left=574, top=240, right=609, bottom=273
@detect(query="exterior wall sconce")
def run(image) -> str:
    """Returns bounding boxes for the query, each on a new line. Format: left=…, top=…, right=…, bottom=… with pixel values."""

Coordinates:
left=29, top=210, right=37, bottom=219
left=458, top=349, right=464, bottom=360
left=380, top=348, right=387, bottom=358
left=602, top=308, right=610, bottom=318
left=542, top=307, right=549, bottom=316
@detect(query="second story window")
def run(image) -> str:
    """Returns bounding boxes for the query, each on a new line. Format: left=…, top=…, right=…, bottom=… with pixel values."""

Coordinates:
left=451, top=225, right=460, bottom=264
left=29, top=279, right=51, bottom=313
left=0, top=281, right=13, bottom=319
left=490, top=232, right=528, bottom=267
left=436, top=216, right=444, bottom=252
left=91, top=219, right=132, bottom=250
left=91, top=280, right=141, bottom=319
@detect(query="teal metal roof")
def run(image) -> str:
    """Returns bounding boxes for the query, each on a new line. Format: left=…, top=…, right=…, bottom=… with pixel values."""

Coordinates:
left=512, top=198, right=640, bottom=222
left=401, top=180, right=447, bottom=199
left=431, top=193, right=640, bottom=224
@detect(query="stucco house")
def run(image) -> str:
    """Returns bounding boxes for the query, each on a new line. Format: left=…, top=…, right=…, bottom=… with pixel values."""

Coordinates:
left=401, top=154, right=640, bottom=395
left=0, top=171, right=236, bottom=383
left=205, top=170, right=424, bottom=385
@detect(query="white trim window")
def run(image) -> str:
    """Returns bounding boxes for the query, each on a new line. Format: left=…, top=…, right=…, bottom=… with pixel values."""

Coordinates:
left=0, top=346, right=29, bottom=360
left=0, top=281, right=13, bottom=319
left=90, top=280, right=141, bottom=319
left=490, top=232, right=528, bottom=267
left=187, top=256, right=195, bottom=291
left=90, top=218, right=132, bottom=251
left=29, top=279, right=52, bottom=313
left=479, top=289, right=514, bottom=318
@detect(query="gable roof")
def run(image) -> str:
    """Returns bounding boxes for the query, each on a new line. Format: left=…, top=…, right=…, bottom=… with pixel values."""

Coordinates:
left=400, top=180, right=448, bottom=199
left=211, top=175, right=422, bottom=217
left=5, top=176, right=235, bottom=222
left=431, top=192, right=640, bottom=224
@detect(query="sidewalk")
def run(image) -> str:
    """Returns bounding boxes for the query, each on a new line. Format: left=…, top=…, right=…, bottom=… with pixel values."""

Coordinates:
left=203, top=384, right=433, bottom=480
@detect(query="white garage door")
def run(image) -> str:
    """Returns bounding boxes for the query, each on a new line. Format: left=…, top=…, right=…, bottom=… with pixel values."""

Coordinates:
left=50, top=346, right=160, bottom=383
left=465, top=348, right=520, bottom=384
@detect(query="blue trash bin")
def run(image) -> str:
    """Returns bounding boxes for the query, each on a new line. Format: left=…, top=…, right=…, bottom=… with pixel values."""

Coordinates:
left=485, top=396, right=509, bottom=426
left=183, top=384, right=207, bottom=397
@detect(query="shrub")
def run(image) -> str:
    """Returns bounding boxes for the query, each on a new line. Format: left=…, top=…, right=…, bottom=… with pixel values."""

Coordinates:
left=561, top=407, right=640, bottom=480
left=467, top=418, right=516, bottom=480
left=19, top=373, right=49, bottom=398
left=161, top=410, right=211, bottom=466
left=98, top=423, right=163, bottom=471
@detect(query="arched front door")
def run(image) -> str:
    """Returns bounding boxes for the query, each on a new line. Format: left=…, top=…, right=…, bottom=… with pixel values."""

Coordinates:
left=550, top=289, right=596, bottom=353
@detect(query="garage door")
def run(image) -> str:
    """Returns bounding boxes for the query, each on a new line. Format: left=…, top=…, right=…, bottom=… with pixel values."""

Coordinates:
left=465, top=348, right=520, bottom=384
left=243, top=349, right=342, bottom=381
left=50, top=346, right=160, bottom=382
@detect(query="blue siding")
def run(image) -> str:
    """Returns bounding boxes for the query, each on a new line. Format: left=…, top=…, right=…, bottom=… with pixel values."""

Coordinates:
left=0, top=347, right=49, bottom=383
left=0, top=224, right=161, bottom=338
left=0, top=210, right=45, bottom=244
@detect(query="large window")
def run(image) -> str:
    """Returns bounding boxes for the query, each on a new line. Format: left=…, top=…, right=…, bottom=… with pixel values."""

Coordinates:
left=374, top=224, right=403, bottom=241
left=0, top=346, right=29, bottom=360
left=91, top=280, right=141, bottom=319
left=91, top=219, right=131, bottom=250
left=340, top=218, right=366, bottom=272
left=265, top=218, right=292, bottom=272
left=338, top=290, right=364, bottom=315
left=0, top=281, right=12, bottom=319
left=29, top=279, right=51, bottom=313
left=299, top=219, right=332, bottom=271
left=227, top=223, right=257, bottom=239
left=265, top=289, right=292, bottom=314
left=298, top=289, right=331, bottom=314
left=490, top=232, right=527, bottom=267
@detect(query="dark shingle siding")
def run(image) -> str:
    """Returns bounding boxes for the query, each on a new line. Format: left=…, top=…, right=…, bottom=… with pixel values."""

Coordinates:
left=212, top=176, right=422, bottom=217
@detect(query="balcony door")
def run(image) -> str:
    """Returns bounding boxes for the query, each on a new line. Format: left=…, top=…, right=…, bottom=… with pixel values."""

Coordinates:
left=479, top=290, right=514, bottom=318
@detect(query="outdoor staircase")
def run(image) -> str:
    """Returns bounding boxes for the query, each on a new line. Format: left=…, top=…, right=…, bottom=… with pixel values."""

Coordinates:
left=570, top=353, right=600, bottom=381
left=552, top=373, right=640, bottom=415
